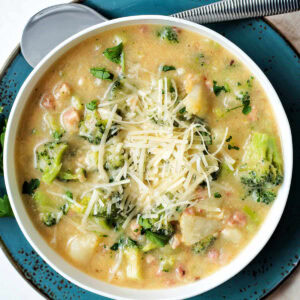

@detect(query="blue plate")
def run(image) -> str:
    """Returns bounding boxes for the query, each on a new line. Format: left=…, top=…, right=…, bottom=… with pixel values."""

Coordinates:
left=0, top=1, right=299, bottom=299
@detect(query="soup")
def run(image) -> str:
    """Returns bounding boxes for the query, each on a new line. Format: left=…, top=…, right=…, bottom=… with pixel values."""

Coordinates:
left=16, top=25, right=283, bottom=289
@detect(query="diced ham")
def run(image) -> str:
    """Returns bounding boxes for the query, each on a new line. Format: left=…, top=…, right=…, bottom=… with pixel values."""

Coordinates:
left=204, top=79, right=213, bottom=90
left=184, top=206, right=196, bottom=216
left=175, top=265, right=186, bottom=279
left=145, top=254, right=155, bottom=264
left=129, top=220, right=141, bottom=239
left=62, top=107, right=80, bottom=132
left=170, top=233, right=181, bottom=249
left=139, top=25, right=148, bottom=33
left=207, top=249, right=219, bottom=262
left=53, top=82, right=71, bottom=100
left=248, top=105, right=258, bottom=122
left=172, top=26, right=181, bottom=34
left=195, top=187, right=206, bottom=200
left=41, top=92, right=55, bottom=110
left=228, top=211, right=247, bottom=227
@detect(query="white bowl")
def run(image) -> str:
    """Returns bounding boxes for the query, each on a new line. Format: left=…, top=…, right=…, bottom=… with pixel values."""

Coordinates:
left=4, top=15, right=293, bottom=300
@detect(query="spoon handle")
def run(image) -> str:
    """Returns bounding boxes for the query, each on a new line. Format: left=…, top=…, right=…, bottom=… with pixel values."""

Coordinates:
left=172, top=0, right=300, bottom=23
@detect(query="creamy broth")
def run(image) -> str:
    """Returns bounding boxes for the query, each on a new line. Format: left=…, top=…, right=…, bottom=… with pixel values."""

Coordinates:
left=16, top=25, right=283, bottom=289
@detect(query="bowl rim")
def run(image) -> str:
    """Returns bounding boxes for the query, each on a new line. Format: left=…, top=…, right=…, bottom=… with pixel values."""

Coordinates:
left=4, top=15, right=293, bottom=300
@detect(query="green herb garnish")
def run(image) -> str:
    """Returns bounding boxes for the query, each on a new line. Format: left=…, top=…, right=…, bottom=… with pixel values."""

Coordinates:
left=22, top=178, right=40, bottom=195
left=214, top=192, right=222, bottom=198
left=226, top=136, right=232, bottom=142
left=162, top=65, right=176, bottom=72
left=103, top=43, right=123, bottom=64
left=236, top=91, right=251, bottom=115
left=90, top=67, right=114, bottom=81
left=228, top=144, right=240, bottom=150
left=213, top=81, right=230, bottom=96
left=86, top=100, right=98, bottom=111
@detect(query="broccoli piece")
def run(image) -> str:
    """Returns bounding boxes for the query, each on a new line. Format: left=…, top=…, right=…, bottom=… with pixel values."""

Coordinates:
left=44, top=113, right=65, bottom=139
left=33, top=190, right=64, bottom=226
left=104, top=144, right=125, bottom=171
left=157, top=26, right=179, bottom=43
left=145, top=230, right=170, bottom=247
left=74, top=190, right=125, bottom=230
left=58, top=168, right=86, bottom=182
left=110, top=236, right=142, bottom=280
left=36, top=142, right=68, bottom=184
left=93, top=191, right=125, bottom=230
left=240, top=132, right=283, bottom=204
left=108, top=80, right=123, bottom=100
left=159, top=256, right=175, bottom=272
left=42, top=212, right=59, bottom=226
left=110, top=236, right=138, bottom=251
left=192, top=235, right=216, bottom=254
left=79, top=109, right=119, bottom=145
left=139, top=208, right=175, bottom=248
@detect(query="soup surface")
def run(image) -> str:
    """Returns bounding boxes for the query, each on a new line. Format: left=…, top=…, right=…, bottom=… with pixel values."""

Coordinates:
left=16, top=25, right=283, bottom=289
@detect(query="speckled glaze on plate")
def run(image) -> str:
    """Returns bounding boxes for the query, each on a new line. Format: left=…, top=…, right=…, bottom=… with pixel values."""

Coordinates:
left=0, top=1, right=299, bottom=299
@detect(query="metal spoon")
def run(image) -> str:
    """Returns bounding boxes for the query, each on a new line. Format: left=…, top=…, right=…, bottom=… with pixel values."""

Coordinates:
left=21, top=3, right=107, bottom=67
left=21, top=0, right=300, bottom=68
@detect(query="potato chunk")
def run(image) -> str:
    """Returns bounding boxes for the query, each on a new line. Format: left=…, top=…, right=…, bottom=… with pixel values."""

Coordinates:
left=180, top=214, right=220, bottom=246
left=124, top=248, right=142, bottom=280
left=67, top=233, right=99, bottom=264
left=221, top=228, right=242, bottom=244
left=183, top=83, right=209, bottom=118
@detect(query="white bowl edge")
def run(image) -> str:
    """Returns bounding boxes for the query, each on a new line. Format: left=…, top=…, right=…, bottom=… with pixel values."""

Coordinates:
left=4, top=15, right=293, bottom=300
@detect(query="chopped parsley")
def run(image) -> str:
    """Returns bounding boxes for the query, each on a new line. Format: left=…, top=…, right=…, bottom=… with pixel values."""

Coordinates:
left=198, top=53, right=205, bottom=66
left=236, top=91, right=251, bottom=115
left=86, top=100, right=98, bottom=111
left=162, top=65, right=176, bottom=72
left=103, top=42, right=123, bottom=64
left=213, top=81, right=230, bottom=96
left=179, top=107, right=186, bottom=114
left=90, top=67, right=114, bottom=81
left=226, top=136, right=232, bottom=142
left=214, top=192, right=222, bottom=198
left=246, top=76, right=254, bottom=88
left=228, top=144, right=240, bottom=150
left=22, top=178, right=40, bottom=195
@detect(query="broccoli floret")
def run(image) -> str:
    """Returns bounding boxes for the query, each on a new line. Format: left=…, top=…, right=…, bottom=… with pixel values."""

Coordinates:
left=58, top=168, right=86, bottom=182
left=36, top=142, right=68, bottom=184
left=104, top=144, right=125, bottom=171
left=157, top=26, right=179, bottom=43
left=41, top=212, right=58, bottom=226
left=192, top=235, right=216, bottom=254
left=33, top=190, right=64, bottom=226
left=110, top=236, right=142, bottom=280
left=139, top=207, right=175, bottom=248
left=110, top=236, right=138, bottom=251
left=77, top=190, right=125, bottom=230
left=79, top=109, right=119, bottom=144
left=240, top=132, right=283, bottom=204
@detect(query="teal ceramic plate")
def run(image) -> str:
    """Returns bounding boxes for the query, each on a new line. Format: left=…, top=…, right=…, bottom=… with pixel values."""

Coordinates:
left=0, top=1, right=299, bottom=299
